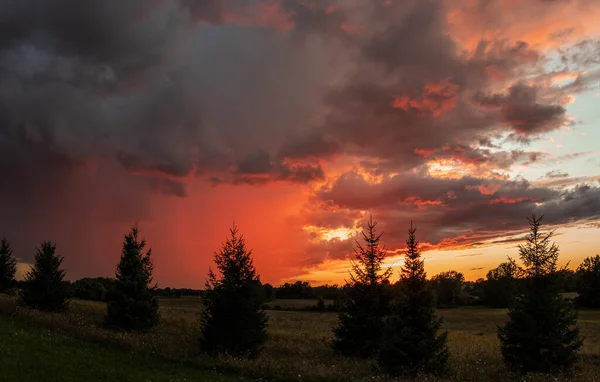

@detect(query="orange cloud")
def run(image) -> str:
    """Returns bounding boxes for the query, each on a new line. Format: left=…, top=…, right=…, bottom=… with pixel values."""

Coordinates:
left=392, top=78, right=459, bottom=117
left=446, top=0, right=600, bottom=51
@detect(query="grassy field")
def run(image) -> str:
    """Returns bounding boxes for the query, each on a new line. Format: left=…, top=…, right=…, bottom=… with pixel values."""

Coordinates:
left=0, top=314, right=250, bottom=382
left=1, top=294, right=599, bottom=381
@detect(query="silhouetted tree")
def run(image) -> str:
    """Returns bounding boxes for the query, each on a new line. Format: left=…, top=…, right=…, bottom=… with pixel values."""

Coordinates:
left=332, top=216, right=392, bottom=358
left=20, top=241, right=69, bottom=311
left=557, top=268, right=578, bottom=293
left=483, top=261, right=520, bottom=308
left=275, top=280, right=314, bottom=299
left=498, top=215, right=583, bottom=374
left=431, top=270, right=464, bottom=307
left=263, top=283, right=275, bottom=301
left=106, top=225, right=159, bottom=331
left=576, top=255, right=600, bottom=308
left=378, top=222, right=448, bottom=376
left=200, top=224, right=268, bottom=357
left=313, top=284, right=344, bottom=300
left=0, top=237, right=17, bottom=293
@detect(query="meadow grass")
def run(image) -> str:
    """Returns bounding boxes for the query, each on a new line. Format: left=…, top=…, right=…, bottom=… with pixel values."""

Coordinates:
left=0, top=314, right=252, bottom=382
left=0, top=294, right=599, bottom=381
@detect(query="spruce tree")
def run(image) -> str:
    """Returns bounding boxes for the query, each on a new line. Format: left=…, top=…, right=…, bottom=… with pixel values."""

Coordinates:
left=378, top=222, right=448, bottom=376
left=200, top=224, right=268, bottom=357
left=106, top=225, right=159, bottom=331
left=332, top=216, right=392, bottom=358
left=498, top=215, right=583, bottom=374
left=20, top=241, right=70, bottom=311
left=0, top=237, right=17, bottom=293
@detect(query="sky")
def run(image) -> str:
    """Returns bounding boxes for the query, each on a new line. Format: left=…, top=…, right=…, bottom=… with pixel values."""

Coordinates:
left=1, top=0, right=599, bottom=288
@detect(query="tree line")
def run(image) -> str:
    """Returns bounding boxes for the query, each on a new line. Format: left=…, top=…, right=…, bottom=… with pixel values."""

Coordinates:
left=0, top=215, right=598, bottom=377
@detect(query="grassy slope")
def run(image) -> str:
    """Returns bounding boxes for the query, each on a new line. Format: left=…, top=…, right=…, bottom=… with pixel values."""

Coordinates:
left=0, top=314, right=249, bottom=382
left=1, top=295, right=599, bottom=381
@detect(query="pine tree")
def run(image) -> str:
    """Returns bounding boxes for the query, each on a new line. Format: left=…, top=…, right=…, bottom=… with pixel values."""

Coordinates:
left=378, top=222, right=448, bottom=376
left=498, top=214, right=583, bottom=374
left=200, top=223, right=268, bottom=357
left=332, top=216, right=392, bottom=358
left=20, top=241, right=70, bottom=311
left=106, top=225, right=159, bottom=331
left=0, top=237, right=17, bottom=293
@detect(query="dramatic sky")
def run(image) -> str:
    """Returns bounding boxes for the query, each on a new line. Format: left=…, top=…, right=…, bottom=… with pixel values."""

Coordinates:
left=1, top=0, right=599, bottom=287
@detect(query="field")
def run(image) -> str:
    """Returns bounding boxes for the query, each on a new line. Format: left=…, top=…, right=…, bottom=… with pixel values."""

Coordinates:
left=1, top=295, right=599, bottom=382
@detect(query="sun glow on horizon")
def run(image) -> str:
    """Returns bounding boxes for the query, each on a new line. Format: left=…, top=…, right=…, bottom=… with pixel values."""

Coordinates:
left=303, top=225, right=360, bottom=242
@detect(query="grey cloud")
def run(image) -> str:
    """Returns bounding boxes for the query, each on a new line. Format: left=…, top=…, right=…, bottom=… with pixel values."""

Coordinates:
left=473, top=83, right=567, bottom=136
left=545, top=170, right=569, bottom=179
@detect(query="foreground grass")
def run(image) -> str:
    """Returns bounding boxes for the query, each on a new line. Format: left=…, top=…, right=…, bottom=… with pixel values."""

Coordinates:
left=0, top=314, right=250, bottom=382
left=1, top=295, right=599, bottom=381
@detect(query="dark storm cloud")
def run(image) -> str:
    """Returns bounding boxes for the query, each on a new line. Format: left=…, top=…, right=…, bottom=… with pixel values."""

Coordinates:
left=473, top=83, right=567, bottom=136
left=280, top=0, right=348, bottom=40
left=230, top=148, right=325, bottom=184
left=181, top=0, right=225, bottom=23
left=0, top=0, right=345, bottom=196
left=278, top=131, right=341, bottom=160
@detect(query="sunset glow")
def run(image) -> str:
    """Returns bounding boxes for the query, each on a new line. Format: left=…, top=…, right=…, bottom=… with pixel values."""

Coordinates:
left=0, top=0, right=599, bottom=288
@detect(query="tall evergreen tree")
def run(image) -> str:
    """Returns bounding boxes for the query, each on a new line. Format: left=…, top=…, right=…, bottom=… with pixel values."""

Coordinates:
left=0, top=237, right=17, bottom=293
left=498, top=215, right=583, bottom=374
left=378, top=222, right=448, bottom=376
left=332, top=216, right=392, bottom=358
left=106, top=225, right=159, bottom=331
left=576, top=255, right=600, bottom=309
left=200, top=224, right=268, bottom=357
left=20, top=241, right=69, bottom=311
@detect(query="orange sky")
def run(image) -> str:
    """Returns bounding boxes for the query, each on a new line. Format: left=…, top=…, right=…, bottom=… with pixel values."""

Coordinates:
left=2, top=0, right=599, bottom=288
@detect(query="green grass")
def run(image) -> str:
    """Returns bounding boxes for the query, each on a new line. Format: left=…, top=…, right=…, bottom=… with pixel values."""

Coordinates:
left=0, top=314, right=251, bottom=382
left=1, top=295, right=599, bottom=381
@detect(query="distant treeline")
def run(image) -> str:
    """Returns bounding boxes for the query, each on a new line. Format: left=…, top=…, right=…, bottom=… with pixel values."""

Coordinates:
left=50, top=261, right=590, bottom=311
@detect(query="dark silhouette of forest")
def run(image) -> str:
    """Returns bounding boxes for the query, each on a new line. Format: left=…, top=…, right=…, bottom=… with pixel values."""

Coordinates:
left=1, top=214, right=599, bottom=378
